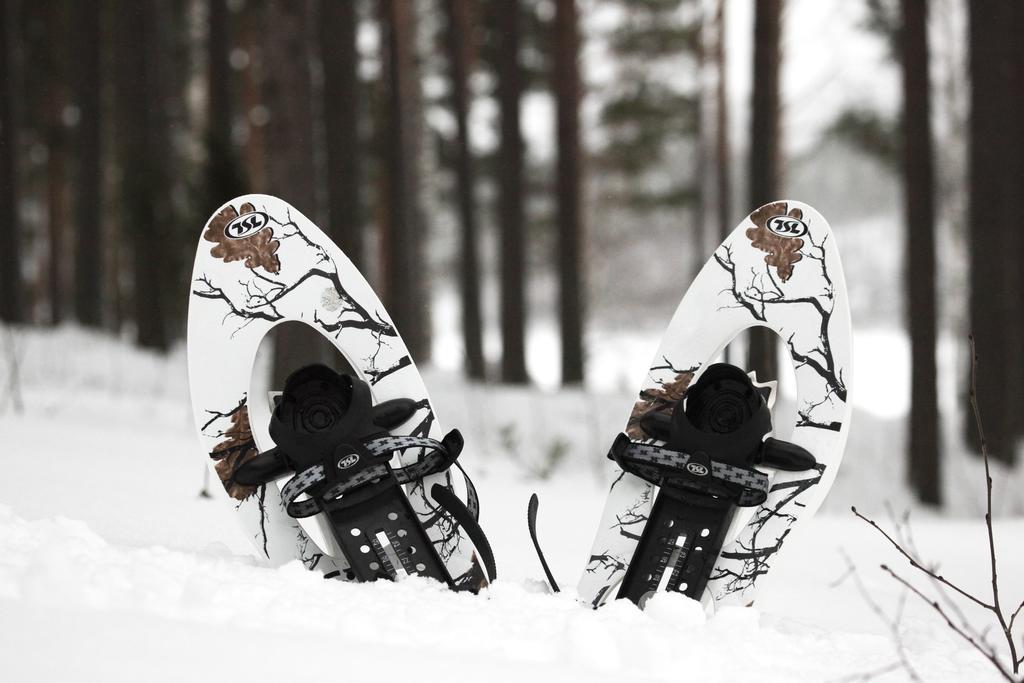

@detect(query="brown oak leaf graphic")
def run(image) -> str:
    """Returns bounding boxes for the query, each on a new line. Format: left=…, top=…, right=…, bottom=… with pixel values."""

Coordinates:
left=745, top=202, right=804, bottom=282
left=625, top=370, right=694, bottom=439
left=210, top=406, right=260, bottom=500
left=203, top=202, right=281, bottom=273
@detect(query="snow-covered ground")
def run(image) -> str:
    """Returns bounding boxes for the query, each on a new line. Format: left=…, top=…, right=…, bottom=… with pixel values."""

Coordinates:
left=1, top=327, right=1022, bottom=682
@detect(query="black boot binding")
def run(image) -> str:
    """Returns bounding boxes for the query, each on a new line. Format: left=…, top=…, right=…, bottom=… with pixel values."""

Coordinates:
left=234, top=364, right=496, bottom=589
left=609, top=363, right=817, bottom=607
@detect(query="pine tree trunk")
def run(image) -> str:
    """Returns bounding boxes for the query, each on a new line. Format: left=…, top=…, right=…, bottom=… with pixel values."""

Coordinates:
left=263, top=1, right=316, bottom=216
left=967, top=0, right=1018, bottom=462
left=204, top=0, right=245, bottom=216
left=713, top=0, right=732, bottom=365
left=263, top=0, right=330, bottom=386
left=693, top=8, right=709, bottom=266
left=902, top=0, right=941, bottom=505
left=378, top=0, right=430, bottom=361
left=443, top=0, right=485, bottom=380
left=747, top=0, right=782, bottom=381
left=497, top=0, right=528, bottom=384
left=239, top=3, right=267, bottom=194
left=1010, top=0, right=1024, bottom=446
left=554, top=0, right=584, bottom=385
left=0, top=0, right=23, bottom=323
left=44, top=2, right=68, bottom=325
left=320, top=0, right=363, bottom=268
left=115, top=0, right=168, bottom=350
left=74, top=0, right=102, bottom=328
left=208, top=0, right=231, bottom=151
left=714, top=0, right=731, bottom=243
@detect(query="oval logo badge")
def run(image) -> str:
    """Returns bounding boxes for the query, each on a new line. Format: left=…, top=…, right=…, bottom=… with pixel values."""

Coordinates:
left=766, top=215, right=808, bottom=238
left=337, top=453, right=360, bottom=470
left=686, top=462, right=709, bottom=477
left=224, top=211, right=270, bottom=240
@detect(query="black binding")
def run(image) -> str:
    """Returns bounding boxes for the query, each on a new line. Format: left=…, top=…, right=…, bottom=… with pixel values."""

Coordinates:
left=234, top=364, right=495, bottom=591
left=613, top=363, right=817, bottom=607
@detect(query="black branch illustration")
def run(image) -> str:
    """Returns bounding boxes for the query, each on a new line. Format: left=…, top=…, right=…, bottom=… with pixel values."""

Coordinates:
left=713, top=234, right=846, bottom=432
left=610, top=488, right=653, bottom=542
left=711, top=463, right=825, bottom=596
left=195, top=206, right=397, bottom=346
left=587, top=552, right=628, bottom=578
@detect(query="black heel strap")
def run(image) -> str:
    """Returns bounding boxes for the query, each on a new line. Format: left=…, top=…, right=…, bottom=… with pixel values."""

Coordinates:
left=527, top=493, right=560, bottom=592
left=431, top=483, right=497, bottom=582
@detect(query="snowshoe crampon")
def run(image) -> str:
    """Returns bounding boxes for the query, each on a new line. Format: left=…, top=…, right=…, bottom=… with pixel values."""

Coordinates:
left=579, top=200, right=852, bottom=611
left=187, top=194, right=493, bottom=592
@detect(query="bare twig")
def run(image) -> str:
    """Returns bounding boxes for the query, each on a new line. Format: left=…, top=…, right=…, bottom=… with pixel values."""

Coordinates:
left=851, top=335, right=1023, bottom=680
left=852, top=505, right=991, bottom=611
left=834, top=551, right=921, bottom=682
left=882, top=564, right=1016, bottom=682
left=1010, top=600, right=1024, bottom=633
left=968, top=334, right=1020, bottom=670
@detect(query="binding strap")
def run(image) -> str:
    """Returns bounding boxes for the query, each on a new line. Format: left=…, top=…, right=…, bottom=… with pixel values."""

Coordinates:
left=281, top=433, right=461, bottom=518
left=431, top=484, right=497, bottom=582
left=608, top=433, right=770, bottom=507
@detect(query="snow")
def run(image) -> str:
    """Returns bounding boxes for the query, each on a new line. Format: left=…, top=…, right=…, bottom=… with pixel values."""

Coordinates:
left=1, top=326, right=1022, bottom=682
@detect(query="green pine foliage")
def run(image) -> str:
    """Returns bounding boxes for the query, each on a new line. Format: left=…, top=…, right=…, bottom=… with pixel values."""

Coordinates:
left=826, top=108, right=901, bottom=170
left=824, top=0, right=901, bottom=170
left=597, top=0, right=702, bottom=211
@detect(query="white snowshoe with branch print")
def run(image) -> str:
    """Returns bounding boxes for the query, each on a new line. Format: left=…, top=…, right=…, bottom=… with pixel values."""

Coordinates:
left=577, top=200, right=852, bottom=611
left=187, top=194, right=492, bottom=592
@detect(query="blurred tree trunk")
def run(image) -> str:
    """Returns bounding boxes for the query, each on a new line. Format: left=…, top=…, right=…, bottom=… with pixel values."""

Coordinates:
left=967, top=0, right=1019, bottom=463
left=239, top=3, right=267, bottom=194
left=1010, top=2, right=1024, bottom=445
left=497, top=0, right=528, bottom=384
left=114, top=0, right=169, bottom=350
left=714, top=0, right=732, bottom=365
left=693, top=9, right=709, bottom=263
left=746, top=0, right=782, bottom=381
left=378, top=0, right=430, bottom=361
left=205, top=0, right=246, bottom=217
left=101, top=0, right=123, bottom=332
left=73, top=0, right=102, bottom=328
left=443, top=0, right=485, bottom=380
left=714, top=0, right=731, bottom=243
left=155, top=0, right=191, bottom=340
left=263, top=0, right=329, bottom=385
left=901, top=0, right=940, bottom=505
left=44, top=1, right=69, bottom=325
left=320, top=0, right=364, bottom=269
left=554, top=0, right=584, bottom=385
left=0, top=0, right=23, bottom=323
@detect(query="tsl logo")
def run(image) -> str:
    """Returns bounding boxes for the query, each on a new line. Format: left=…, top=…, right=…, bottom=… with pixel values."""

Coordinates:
left=337, top=453, right=360, bottom=470
left=224, top=211, right=271, bottom=240
left=766, top=215, right=808, bottom=238
left=686, top=462, right=709, bottom=477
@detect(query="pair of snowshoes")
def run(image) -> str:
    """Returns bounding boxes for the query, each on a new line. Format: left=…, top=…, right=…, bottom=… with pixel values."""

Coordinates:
left=187, top=195, right=851, bottom=611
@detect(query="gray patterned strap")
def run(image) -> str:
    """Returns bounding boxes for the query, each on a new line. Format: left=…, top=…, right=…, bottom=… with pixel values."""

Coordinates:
left=611, top=436, right=770, bottom=507
left=280, top=435, right=456, bottom=518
